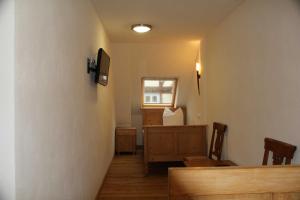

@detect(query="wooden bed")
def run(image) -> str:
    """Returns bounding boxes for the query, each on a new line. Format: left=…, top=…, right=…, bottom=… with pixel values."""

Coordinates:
left=169, top=165, right=300, bottom=199
left=142, top=107, right=207, bottom=174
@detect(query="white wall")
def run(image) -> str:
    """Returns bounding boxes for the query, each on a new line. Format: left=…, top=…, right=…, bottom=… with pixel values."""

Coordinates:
left=186, top=42, right=207, bottom=125
left=112, top=42, right=199, bottom=144
left=15, top=0, right=115, bottom=199
left=203, top=0, right=300, bottom=165
left=0, top=0, right=16, bottom=199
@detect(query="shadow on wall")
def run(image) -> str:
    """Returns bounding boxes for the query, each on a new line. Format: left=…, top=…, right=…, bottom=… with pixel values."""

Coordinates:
left=0, top=0, right=4, bottom=9
left=86, top=58, right=100, bottom=103
left=0, top=174, right=5, bottom=200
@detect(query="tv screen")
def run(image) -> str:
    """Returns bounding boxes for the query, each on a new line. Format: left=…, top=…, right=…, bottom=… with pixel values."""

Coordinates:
left=95, top=48, right=110, bottom=86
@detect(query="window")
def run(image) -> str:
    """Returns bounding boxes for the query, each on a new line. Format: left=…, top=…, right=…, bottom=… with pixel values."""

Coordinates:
left=142, top=78, right=177, bottom=107
left=145, top=96, right=151, bottom=103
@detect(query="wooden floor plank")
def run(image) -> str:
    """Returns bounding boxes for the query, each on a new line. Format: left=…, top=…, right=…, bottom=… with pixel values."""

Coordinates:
left=98, top=151, right=170, bottom=200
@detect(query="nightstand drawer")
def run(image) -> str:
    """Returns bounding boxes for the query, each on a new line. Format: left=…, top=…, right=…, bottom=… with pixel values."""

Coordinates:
left=116, top=128, right=136, bottom=135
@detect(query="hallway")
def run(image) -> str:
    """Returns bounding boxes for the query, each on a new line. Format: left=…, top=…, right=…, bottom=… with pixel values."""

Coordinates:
left=2, top=1, right=300, bottom=199
left=98, top=151, right=169, bottom=200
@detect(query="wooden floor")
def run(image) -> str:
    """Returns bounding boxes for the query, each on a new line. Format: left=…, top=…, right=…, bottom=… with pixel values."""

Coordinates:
left=98, top=150, right=183, bottom=200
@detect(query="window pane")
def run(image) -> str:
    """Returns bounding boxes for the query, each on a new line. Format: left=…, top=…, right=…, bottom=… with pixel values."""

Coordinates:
left=145, top=96, right=151, bottom=103
left=163, top=81, right=174, bottom=87
left=143, top=78, right=176, bottom=106
left=162, top=93, right=173, bottom=104
left=152, top=96, right=158, bottom=102
left=144, top=80, right=159, bottom=87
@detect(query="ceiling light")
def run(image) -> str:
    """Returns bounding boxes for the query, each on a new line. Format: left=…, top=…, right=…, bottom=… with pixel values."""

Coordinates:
left=131, top=24, right=152, bottom=33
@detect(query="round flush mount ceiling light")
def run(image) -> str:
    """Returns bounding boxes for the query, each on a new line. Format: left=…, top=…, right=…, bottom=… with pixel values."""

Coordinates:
left=131, top=24, right=152, bottom=33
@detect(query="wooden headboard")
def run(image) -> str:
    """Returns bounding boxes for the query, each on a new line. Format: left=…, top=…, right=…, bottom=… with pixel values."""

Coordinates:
left=141, top=107, right=187, bottom=126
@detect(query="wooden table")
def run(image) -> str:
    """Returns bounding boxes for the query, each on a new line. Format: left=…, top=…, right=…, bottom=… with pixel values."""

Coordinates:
left=184, top=159, right=237, bottom=167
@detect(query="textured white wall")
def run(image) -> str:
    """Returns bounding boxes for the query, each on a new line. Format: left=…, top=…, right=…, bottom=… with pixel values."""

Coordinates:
left=186, top=42, right=208, bottom=126
left=112, top=42, right=199, bottom=144
left=0, top=0, right=15, bottom=199
left=15, top=0, right=115, bottom=199
left=204, top=0, right=300, bottom=165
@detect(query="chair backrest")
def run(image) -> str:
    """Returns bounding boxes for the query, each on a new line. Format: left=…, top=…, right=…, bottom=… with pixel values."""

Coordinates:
left=208, top=122, right=227, bottom=160
left=263, top=137, right=297, bottom=165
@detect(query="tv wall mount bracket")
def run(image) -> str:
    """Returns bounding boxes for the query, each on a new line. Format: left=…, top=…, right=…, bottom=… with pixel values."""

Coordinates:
left=87, top=57, right=96, bottom=74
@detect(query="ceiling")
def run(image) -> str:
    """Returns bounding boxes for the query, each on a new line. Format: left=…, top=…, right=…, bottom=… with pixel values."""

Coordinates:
left=92, top=0, right=244, bottom=43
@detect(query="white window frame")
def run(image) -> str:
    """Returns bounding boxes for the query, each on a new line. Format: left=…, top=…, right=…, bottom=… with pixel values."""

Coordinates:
left=141, top=77, right=178, bottom=108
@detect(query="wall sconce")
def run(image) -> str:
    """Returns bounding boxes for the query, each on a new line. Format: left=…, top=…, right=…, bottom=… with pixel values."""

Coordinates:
left=196, top=62, right=201, bottom=95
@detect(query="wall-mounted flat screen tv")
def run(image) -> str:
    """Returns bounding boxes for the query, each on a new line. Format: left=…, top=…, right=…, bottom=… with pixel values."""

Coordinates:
left=95, top=48, right=110, bottom=86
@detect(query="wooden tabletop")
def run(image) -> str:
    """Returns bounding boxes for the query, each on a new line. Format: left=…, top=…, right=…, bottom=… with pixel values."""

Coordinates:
left=184, top=159, right=237, bottom=167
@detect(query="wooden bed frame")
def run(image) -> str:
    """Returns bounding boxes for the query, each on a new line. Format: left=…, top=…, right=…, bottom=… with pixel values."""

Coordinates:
left=169, top=165, right=300, bottom=199
left=142, top=107, right=207, bottom=174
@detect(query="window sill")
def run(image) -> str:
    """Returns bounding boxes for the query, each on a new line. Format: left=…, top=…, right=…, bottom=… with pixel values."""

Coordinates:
left=141, top=105, right=174, bottom=110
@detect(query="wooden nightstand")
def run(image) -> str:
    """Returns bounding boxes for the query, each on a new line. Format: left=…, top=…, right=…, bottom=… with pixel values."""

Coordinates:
left=115, top=127, right=137, bottom=154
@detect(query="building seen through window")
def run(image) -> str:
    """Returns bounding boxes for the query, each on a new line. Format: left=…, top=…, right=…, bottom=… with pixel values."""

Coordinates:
left=142, top=78, right=177, bottom=107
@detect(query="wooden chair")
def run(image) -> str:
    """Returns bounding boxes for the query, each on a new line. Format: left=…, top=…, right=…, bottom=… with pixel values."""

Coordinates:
left=263, top=137, right=297, bottom=165
left=184, top=122, right=227, bottom=165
